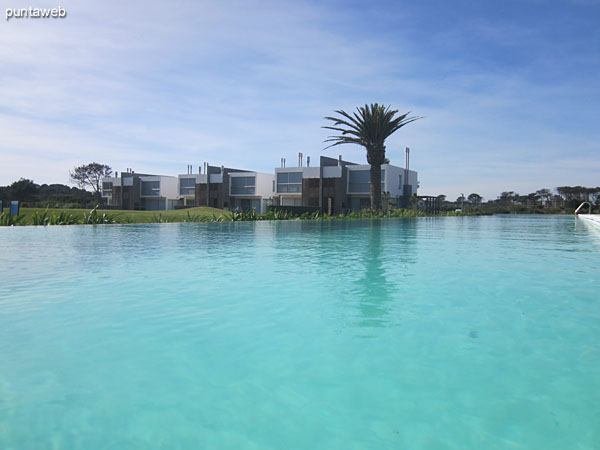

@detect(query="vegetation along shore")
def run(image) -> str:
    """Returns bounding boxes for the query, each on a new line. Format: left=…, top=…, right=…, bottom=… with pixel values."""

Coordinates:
left=0, top=206, right=487, bottom=227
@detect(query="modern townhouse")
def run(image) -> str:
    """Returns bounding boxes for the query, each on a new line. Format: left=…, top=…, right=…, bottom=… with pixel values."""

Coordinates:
left=177, top=163, right=238, bottom=209
left=102, top=149, right=418, bottom=213
left=178, top=163, right=275, bottom=213
left=346, top=163, right=418, bottom=211
left=102, top=170, right=179, bottom=210
left=228, top=171, right=275, bottom=213
left=273, top=153, right=418, bottom=214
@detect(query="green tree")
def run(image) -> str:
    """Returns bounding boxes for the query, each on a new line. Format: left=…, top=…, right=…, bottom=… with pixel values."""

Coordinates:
left=467, top=193, right=482, bottom=206
left=535, top=188, right=552, bottom=207
left=498, top=191, right=518, bottom=205
left=10, top=178, right=39, bottom=202
left=323, top=104, right=421, bottom=210
left=69, top=162, right=112, bottom=201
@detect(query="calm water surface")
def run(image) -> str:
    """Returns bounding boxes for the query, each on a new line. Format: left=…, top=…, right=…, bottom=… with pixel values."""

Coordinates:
left=1, top=215, right=599, bottom=449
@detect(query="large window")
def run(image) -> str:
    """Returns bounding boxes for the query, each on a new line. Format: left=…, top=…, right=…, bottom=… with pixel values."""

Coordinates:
left=281, top=197, right=301, bottom=206
left=348, top=170, right=385, bottom=194
left=350, top=197, right=372, bottom=211
left=232, top=198, right=260, bottom=211
left=102, top=181, right=113, bottom=197
left=141, top=180, right=160, bottom=196
left=142, top=198, right=165, bottom=210
left=179, top=177, right=196, bottom=196
left=277, top=172, right=302, bottom=193
left=231, top=176, right=256, bottom=195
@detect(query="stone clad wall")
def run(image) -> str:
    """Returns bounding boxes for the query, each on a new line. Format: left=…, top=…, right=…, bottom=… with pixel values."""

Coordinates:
left=195, top=182, right=227, bottom=209
left=321, top=177, right=346, bottom=214
left=302, top=178, right=320, bottom=207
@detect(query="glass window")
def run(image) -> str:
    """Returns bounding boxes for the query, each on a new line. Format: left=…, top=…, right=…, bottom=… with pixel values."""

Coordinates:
left=142, top=198, right=165, bottom=210
left=281, top=197, right=301, bottom=206
left=233, top=198, right=260, bottom=211
left=277, top=171, right=302, bottom=193
left=231, top=176, right=256, bottom=195
left=348, top=170, right=385, bottom=193
left=141, top=180, right=160, bottom=196
left=179, top=177, right=196, bottom=196
left=348, top=170, right=370, bottom=193
left=102, top=182, right=113, bottom=196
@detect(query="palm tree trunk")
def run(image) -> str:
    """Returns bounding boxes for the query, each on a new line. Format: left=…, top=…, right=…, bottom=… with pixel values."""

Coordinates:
left=370, top=163, right=382, bottom=210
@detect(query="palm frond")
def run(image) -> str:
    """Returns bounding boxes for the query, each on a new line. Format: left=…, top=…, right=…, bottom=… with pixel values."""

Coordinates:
left=322, top=104, right=421, bottom=152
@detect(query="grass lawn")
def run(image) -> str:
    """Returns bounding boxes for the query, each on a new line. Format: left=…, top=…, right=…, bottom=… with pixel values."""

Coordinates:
left=19, top=206, right=231, bottom=224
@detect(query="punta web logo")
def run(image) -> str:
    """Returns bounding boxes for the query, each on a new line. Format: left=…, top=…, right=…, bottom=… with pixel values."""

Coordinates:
left=6, top=6, right=67, bottom=21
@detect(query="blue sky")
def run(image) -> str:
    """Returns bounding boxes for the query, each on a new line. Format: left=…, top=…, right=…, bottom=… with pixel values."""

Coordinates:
left=1, top=0, right=598, bottom=200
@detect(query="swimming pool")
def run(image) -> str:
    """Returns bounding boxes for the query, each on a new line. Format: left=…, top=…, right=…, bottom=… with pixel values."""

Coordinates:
left=1, top=215, right=599, bottom=448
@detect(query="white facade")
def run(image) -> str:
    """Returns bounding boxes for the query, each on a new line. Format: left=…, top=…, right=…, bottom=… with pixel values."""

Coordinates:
left=101, top=176, right=119, bottom=203
left=346, top=164, right=418, bottom=197
left=139, top=175, right=179, bottom=210
left=346, top=164, right=418, bottom=211
left=274, top=167, right=319, bottom=206
left=178, top=174, right=203, bottom=206
left=322, top=166, right=342, bottom=179
left=229, top=172, right=275, bottom=213
left=275, top=167, right=319, bottom=191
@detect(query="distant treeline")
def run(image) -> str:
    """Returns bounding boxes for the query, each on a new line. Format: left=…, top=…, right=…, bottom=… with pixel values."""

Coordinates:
left=440, top=186, right=600, bottom=214
left=0, top=178, right=95, bottom=208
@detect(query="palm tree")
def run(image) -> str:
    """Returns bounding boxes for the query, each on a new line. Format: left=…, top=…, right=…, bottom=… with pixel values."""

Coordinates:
left=323, top=103, right=421, bottom=210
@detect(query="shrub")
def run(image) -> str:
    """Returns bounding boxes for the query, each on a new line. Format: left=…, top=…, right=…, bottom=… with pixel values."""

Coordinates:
left=0, top=212, right=25, bottom=226
left=49, top=211, right=78, bottom=225
left=82, top=206, right=119, bottom=224
left=31, top=208, right=50, bottom=226
left=149, top=213, right=174, bottom=223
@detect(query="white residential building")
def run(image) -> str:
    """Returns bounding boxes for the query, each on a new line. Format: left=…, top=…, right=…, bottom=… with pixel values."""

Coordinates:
left=228, top=171, right=275, bottom=213
left=346, top=164, right=418, bottom=211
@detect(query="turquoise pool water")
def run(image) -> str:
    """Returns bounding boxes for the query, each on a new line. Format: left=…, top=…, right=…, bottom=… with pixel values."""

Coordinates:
left=1, top=215, right=599, bottom=449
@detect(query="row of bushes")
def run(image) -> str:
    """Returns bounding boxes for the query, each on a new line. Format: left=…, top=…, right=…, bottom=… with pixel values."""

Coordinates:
left=231, top=208, right=486, bottom=221
left=0, top=207, right=124, bottom=226
left=1, top=206, right=488, bottom=227
left=0, top=208, right=234, bottom=226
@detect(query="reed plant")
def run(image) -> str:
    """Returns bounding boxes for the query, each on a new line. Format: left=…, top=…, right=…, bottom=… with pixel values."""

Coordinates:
left=49, top=211, right=78, bottom=225
left=230, top=209, right=259, bottom=221
left=0, top=211, right=25, bottom=226
left=82, top=206, right=119, bottom=224
left=211, top=214, right=227, bottom=222
left=31, top=208, right=50, bottom=226
left=149, top=213, right=175, bottom=223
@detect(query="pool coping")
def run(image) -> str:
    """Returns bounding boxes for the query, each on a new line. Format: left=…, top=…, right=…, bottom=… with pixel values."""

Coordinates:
left=577, top=214, right=600, bottom=229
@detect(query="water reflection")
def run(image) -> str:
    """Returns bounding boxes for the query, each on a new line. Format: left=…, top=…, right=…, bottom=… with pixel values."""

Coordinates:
left=352, top=220, right=393, bottom=328
left=342, top=220, right=415, bottom=330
